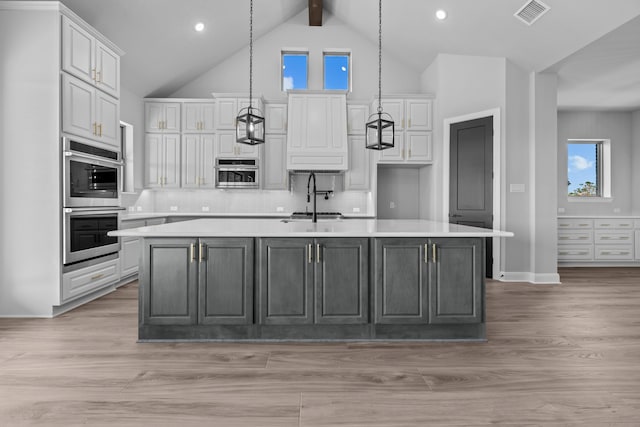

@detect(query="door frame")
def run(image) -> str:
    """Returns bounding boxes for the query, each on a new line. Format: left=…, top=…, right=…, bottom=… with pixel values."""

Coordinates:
left=443, top=108, right=502, bottom=279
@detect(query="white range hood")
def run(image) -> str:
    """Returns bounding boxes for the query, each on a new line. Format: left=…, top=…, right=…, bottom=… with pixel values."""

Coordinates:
left=286, top=91, right=349, bottom=171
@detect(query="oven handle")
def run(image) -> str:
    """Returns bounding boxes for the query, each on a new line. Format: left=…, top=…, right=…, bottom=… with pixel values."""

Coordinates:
left=64, top=150, right=124, bottom=167
left=64, top=207, right=126, bottom=214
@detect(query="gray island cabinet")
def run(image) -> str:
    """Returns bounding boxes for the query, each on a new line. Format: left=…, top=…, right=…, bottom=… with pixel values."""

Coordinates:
left=110, top=218, right=512, bottom=341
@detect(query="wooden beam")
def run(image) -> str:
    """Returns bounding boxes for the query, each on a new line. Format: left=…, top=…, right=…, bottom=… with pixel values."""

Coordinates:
left=309, top=0, right=322, bottom=26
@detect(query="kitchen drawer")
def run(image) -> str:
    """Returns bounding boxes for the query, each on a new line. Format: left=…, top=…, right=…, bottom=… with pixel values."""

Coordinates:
left=558, top=230, right=593, bottom=244
left=557, top=245, right=594, bottom=261
left=594, top=245, right=634, bottom=261
left=62, top=258, right=120, bottom=302
left=594, top=218, right=633, bottom=229
left=557, top=218, right=593, bottom=230
left=594, top=230, right=633, bottom=244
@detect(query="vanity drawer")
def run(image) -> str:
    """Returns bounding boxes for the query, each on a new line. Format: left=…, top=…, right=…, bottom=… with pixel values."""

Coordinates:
left=594, top=245, right=634, bottom=261
left=557, top=245, right=594, bottom=261
left=594, top=219, right=633, bottom=229
left=594, top=230, right=633, bottom=244
left=558, top=218, right=593, bottom=230
left=558, top=230, right=593, bottom=244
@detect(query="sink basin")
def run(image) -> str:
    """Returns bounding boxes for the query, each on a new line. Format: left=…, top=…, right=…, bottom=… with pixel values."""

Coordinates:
left=281, top=218, right=343, bottom=223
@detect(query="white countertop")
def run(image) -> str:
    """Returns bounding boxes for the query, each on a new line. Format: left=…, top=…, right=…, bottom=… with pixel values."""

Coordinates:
left=110, top=218, right=514, bottom=238
left=120, top=212, right=374, bottom=221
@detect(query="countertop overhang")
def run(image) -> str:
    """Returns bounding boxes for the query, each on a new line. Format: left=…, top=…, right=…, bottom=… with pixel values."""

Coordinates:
left=110, top=218, right=514, bottom=238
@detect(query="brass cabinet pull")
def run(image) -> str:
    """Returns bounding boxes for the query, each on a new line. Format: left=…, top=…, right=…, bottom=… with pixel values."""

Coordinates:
left=98, top=123, right=102, bottom=137
left=316, top=243, right=321, bottom=264
left=432, top=243, right=437, bottom=263
left=190, top=244, right=195, bottom=263
left=199, top=242, right=204, bottom=262
left=92, top=68, right=97, bottom=82
left=424, top=244, right=428, bottom=263
left=308, top=243, right=312, bottom=263
left=93, top=122, right=97, bottom=135
left=91, top=273, right=104, bottom=280
left=96, top=70, right=101, bottom=83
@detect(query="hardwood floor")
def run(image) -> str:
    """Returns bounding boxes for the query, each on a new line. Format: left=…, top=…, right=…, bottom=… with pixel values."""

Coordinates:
left=1, top=267, right=639, bottom=426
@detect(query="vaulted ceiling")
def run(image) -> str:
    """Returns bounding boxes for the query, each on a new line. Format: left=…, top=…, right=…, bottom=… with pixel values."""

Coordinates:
left=36, top=0, right=640, bottom=110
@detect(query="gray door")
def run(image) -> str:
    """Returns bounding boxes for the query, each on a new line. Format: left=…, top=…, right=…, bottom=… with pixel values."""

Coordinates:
left=314, top=238, right=368, bottom=324
left=449, top=116, right=493, bottom=276
left=141, top=238, right=198, bottom=326
left=374, top=238, right=429, bottom=324
left=258, top=238, right=313, bottom=325
left=199, top=238, right=254, bottom=325
left=429, top=238, right=483, bottom=324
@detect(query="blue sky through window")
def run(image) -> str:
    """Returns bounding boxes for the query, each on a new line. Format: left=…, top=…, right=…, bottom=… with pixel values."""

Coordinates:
left=324, top=54, right=349, bottom=90
left=568, top=143, right=598, bottom=195
left=282, top=54, right=307, bottom=90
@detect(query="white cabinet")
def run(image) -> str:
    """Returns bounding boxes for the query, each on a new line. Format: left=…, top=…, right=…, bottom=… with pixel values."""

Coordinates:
left=214, top=96, right=264, bottom=130
left=215, top=130, right=262, bottom=159
left=286, top=93, right=348, bottom=170
left=145, top=102, right=181, bottom=133
left=265, top=103, right=288, bottom=134
left=636, top=230, right=640, bottom=261
left=405, top=99, right=433, bottom=130
left=62, top=16, right=119, bottom=99
left=181, top=134, right=215, bottom=188
left=263, top=134, right=287, bottom=190
left=182, top=102, right=215, bottom=133
left=347, top=104, right=368, bottom=135
left=145, top=134, right=180, bottom=188
left=62, top=73, right=119, bottom=147
left=345, top=136, right=370, bottom=191
left=62, top=258, right=120, bottom=302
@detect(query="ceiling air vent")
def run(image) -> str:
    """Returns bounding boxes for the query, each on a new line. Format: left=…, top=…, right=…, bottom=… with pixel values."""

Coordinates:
left=514, top=0, right=550, bottom=26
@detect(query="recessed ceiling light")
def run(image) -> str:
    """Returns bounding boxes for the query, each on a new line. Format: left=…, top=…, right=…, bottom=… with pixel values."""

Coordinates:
left=194, top=22, right=205, bottom=32
left=435, top=10, right=447, bottom=20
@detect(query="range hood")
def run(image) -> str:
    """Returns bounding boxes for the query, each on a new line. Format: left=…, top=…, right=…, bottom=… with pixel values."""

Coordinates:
left=286, top=91, right=349, bottom=171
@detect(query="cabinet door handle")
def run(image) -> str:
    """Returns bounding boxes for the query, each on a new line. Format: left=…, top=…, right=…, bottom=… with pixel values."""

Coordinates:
left=424, top=244, right=428, bottom=263
left=199, top=242, right=204, bottom=262
left=92, top=68, right=97, bottom=82
left=308, top=243, right=313, bottom=263
left=316, top=243, right=321, bottom=264
left=91, top=273, right=104, bottom=281
left=98, top=123, right=102, bottom=137
left=96, top=70, right=101, bottom=83
left=93, top=122, right=97, bottom=135
left=190, top=244, right=196, bottom=263
left=432, top=243, right=437, bottom=263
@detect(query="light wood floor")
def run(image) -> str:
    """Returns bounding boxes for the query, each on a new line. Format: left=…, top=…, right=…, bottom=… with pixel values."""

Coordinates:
left=1, top=268, right=639, bottom=426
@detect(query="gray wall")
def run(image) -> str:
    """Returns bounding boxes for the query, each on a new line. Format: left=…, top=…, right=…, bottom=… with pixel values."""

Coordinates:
left=557, top=111, right=633, bottom=216
left=376, top=167, right=421, bottom=219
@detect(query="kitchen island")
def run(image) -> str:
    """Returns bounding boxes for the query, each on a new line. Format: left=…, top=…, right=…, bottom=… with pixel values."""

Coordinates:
left=110, top=218, right=513, bottom=341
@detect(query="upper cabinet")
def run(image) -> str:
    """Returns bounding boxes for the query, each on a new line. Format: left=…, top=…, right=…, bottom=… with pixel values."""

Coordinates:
left=145, top=102, right=181, bottom=133
left=62, top=16, right=120, bottom=99
left=373, top=96, right=434, bottom=165
left=286, top=93, right=348, bottom=171
left=347, top=104, right=369, bottom=135
left=213, top=94, right=264, bottom=130
left=182, top=102, right=215, bottom=133
left=265, top=103, right=287, bottom=134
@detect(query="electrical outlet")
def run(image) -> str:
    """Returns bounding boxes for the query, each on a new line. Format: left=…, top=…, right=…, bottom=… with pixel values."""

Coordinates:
left=558, top=207, right=565, bottom=213
left=201, top=206, right=210, bottom=212
left=352, top=207, right=361, bottom=213
left=276, top=207, right=284, bottom=212
left=169, top=206, right=178, bottom=212
left=390, top=201, right=396, bottom=209
left=613, top=208, right=621, bottom=213
left=128, top=206, right=135, bottom=212
left=136, top=206, right=142, bottom=212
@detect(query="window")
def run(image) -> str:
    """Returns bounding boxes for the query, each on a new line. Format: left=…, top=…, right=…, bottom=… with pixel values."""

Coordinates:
left=567, top=139, right=611, bottom=199
left=323, top=51, right=350, bottom=91
left=281, top=50, right=308, bottom=91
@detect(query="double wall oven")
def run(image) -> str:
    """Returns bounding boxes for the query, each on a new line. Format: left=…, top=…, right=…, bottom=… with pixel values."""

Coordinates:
left=62, top=137, right=124, bottom=266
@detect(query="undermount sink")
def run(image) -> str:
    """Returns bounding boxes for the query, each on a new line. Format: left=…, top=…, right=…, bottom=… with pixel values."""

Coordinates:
left=283, top=211, right=343, bottom=223
left=281, top=218, right=343, bottom=223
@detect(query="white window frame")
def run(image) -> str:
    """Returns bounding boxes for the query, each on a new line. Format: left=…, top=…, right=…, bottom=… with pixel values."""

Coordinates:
left=281, top=48, right=309, bottom=92
left=322, top=48, right=352, bottom=92
left=567, top=138, right=611, bottom=202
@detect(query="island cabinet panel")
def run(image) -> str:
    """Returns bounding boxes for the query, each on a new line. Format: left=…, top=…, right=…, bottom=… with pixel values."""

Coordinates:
left=374, top=239, right=429, bottom=324
left=429, top=238, right=483, bottom=324
left=142, top=238, right=198, bottom=325
left=199, top=238, right=254, bottom=325
left=314, top=238, right=369, bottom=324
left=259, top=238, right=314, bottom=325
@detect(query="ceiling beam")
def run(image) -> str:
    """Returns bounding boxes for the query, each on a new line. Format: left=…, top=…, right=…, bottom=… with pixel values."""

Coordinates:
left=309, top=0, right=322, bottom=26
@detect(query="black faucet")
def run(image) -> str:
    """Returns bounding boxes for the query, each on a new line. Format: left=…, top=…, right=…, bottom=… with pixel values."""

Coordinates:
left=307, top=172, right=318, bottom=223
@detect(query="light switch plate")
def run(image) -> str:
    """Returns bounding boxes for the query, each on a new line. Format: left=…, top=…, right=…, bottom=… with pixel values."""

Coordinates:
left=201, top=206, right=210, bottom=212
left=169, top=206, right=178, bottom=211
left=510, top=184, right=525, bottom=193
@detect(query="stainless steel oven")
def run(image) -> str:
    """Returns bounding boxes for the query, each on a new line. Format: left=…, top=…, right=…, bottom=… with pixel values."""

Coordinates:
left=63, top=138, right=123, bottom=207
left=63, top=207, right=124, bottom=265
left=215, top=158, right=259, bottom=189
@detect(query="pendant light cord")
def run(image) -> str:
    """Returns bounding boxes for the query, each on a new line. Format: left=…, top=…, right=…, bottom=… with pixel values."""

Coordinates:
left=249, top=0, right=254, bottom=109
left=377, top=0, right=382, bottom=114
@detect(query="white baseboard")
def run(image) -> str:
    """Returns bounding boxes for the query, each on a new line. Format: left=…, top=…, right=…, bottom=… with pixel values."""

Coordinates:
left=497, top=271, right=561, bottom=284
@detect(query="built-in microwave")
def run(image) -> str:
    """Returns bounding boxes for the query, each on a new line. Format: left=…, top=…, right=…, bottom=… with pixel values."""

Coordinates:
left=63, top=138, right=123, bottom=207
left=62, top=207, right=123, bottom=265
left=215, top=158, right=259, bottom=189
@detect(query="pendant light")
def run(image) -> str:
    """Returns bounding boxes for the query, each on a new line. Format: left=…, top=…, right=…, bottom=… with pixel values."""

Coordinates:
left=236, top=0, right=265, bottom=145
left=366, top=0, right=394, bottom=150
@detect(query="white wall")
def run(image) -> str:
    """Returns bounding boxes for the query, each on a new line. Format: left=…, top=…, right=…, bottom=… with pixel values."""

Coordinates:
left=0, top=8, right=61, bottom=316
left=633, top=110, right=640, bottom=214
left=557, top=111, right=633, bottom=216
left=376, top=167, right=421, bottom=219
left=171, top=10, right=421, bottom=101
